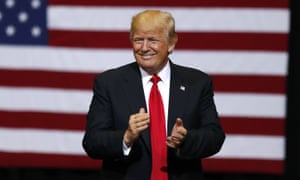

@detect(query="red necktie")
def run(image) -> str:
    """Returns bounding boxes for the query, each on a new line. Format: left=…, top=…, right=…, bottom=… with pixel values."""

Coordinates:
left=149, top=75, right=168, bottom=180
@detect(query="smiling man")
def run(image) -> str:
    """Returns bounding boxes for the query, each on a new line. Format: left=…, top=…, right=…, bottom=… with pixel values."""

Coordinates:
left=82, top=10, right=225, bottom=180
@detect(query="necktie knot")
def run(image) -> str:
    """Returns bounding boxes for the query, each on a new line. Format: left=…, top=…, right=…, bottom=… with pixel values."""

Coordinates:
left=151, top=75, right=161, bottom=84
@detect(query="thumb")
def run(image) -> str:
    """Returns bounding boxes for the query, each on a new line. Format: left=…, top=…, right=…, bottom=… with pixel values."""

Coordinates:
left=175, top=118, right=183, bottom=127
left=139, top=107, right=145, bottom=113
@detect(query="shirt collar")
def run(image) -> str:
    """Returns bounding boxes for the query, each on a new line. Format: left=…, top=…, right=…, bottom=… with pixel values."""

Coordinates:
left=139, top=61, right=171, bottom=84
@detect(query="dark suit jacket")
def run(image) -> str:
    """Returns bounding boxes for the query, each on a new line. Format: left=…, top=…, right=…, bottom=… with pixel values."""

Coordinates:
left=82, top=61, right=225, bottom=180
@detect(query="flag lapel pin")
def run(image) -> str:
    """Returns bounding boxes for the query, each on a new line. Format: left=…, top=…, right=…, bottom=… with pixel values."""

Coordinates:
left=180, top=85, right=185, bottom=91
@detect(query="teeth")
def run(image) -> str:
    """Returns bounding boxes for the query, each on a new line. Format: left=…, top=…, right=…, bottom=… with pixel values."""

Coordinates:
left=142, top=55, right=152, bottom=59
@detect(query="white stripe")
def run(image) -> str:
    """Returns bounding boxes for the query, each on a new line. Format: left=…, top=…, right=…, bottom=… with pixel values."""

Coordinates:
left=215, top=93, right=286, bottom=118
left=0, top=46, right=288, bottom=75
left=171, top=50, right=288, bottom=75
left=0, top=127, right=284, bottom=159
left=0, top=87, right=285, bottom=118
left=48, top=6, right=289, bottom=32
left=212, top=134, right=284, bottom=160
left=0, top=128, right=84, bottom=155
left=0, top=87, right=92, bottom=114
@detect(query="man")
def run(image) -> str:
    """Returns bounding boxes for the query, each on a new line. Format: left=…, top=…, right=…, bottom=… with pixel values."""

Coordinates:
left=82, top=10, right=225, bottom=180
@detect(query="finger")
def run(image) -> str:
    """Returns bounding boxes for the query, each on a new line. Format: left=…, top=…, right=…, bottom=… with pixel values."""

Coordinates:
left=166, top=142, right=176, bottom=148
left=176, top=126, right=186, bottom=135
left=135, top=108, right=149, bottom=123
left=139, top=107, right=145, bottom=113
left=136, top=120, right=149, bottom=128
left=172, top=133, right=184, bottom=140
left=176, top=118, right=183, bottom=127
left=166, top=137, right=176, bottom=148
left=167, top=138, right=180, bottom=148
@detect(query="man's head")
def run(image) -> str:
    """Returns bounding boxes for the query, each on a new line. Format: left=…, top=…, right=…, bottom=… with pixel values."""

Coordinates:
left=130, top=10, right=178, bottom=75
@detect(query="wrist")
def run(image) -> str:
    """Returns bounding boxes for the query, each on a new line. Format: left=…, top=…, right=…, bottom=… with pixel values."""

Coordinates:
left=123, top=130, right=132, bottom=147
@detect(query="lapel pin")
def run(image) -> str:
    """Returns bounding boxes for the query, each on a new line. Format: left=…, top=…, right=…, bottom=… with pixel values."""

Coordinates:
left=180, top=85, right=185, bottom=91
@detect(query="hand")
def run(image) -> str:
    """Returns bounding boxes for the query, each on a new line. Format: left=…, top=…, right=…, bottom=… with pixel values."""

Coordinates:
left=123, top=107, right=149, bottom=147
left=166, top=118, right=187, bottom=149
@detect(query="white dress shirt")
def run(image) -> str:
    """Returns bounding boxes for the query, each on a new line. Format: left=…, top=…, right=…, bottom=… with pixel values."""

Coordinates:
left=140, top=61, right=171, bottom=127
left=123, top=61, right=171, bottom=155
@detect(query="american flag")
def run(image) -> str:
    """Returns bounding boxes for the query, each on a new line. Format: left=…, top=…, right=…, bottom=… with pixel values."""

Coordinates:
left=0, top=0, right=289, bottom=174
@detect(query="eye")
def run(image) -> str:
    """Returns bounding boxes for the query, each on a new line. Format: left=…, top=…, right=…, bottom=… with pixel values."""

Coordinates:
left=149, top=38, right=159, bottom=44
left=133, top=38, right=144, bottom=44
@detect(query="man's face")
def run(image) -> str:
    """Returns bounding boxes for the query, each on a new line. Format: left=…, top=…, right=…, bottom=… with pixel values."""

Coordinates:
left=131, top=29, right=175, bottom=75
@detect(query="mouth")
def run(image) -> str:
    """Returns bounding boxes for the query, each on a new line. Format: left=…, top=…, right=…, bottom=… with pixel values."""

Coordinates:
left=139, top=53, right=155, bottom=60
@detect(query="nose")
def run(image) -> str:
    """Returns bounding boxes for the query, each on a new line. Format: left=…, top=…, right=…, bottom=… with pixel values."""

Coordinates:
left=141, top=40, right=150, bottom=51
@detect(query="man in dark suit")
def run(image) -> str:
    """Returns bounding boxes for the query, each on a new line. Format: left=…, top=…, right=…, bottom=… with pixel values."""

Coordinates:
left=82, top=10, right=225, bottom=180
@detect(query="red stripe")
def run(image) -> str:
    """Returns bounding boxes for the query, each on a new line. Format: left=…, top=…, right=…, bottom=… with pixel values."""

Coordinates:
left=221, top=117, right=284, bottom=136
left=0, top=69, right=95, bottom=90
left=0, top=110, right=284, bottom=135
left=49, top=30, right=288, bottom=51
left=202, top=158, right=284, bottom=174
left=0, top=69, right=285, bottom=94
left=0, top=152, right=284, bottom=174
left=212, top=75, right=286, bottom=94
left=0, top=110, right=86, bottom=130
left=0, top=152, right=101, bottom=169
left=48, top=0, right=289, bottom=8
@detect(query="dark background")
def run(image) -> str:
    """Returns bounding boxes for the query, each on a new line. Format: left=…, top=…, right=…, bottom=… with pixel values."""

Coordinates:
left=0, top=0, right=299, bottom=179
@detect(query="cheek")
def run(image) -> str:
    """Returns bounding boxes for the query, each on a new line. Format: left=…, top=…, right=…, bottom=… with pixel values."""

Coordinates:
left=132, top=43, right=141, bottom=50
left=132, top=45, right=138, bottom=51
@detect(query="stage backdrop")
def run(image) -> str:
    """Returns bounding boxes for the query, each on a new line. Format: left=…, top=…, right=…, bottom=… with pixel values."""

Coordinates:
left=0, top=0, right=289, bottom=174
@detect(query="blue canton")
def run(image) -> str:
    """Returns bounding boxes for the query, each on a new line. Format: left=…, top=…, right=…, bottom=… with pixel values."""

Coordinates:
left=0, top=0, right=47, bottom=45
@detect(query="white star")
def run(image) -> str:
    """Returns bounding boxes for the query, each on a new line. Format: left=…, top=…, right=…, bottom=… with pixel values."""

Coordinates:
left=31, top=26, right=41, bottom=37
left=6, top=25, right=16, bottom=37
left=19, top=12, right=29, bottom=23
left=6, top=0, right=15, bottom=8
left=31, top=0, right=41, bottom=9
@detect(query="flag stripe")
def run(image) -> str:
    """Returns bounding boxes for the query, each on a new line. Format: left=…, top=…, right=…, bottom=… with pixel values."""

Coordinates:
left=0, top=152, right=284, bottom=174
left=202, top=158, right=284, bottom=174
left=0, top=111, right=284, bottom=136
left=48, top=6, right=289, bottom=32
left=48, top=0, right=289, bottom=8
left=0, top=128, right=84, bottom=155
left=215, top=93, right=285, bottom=118
left=0, top=87, right=285, bottom=118
left=0, top=46, right=288, bottom=75
left=212, top=75, right=286, bottom=93
left=221, top=117, right=284, bottom=135
left=49, top=30, right=288, bottom=51
left=0, top=110, right=85, bottom=130
left=0, top=69, right=95, bottom=90
left=215, top=135, right=284, bottom=160
left=0, top=128, right=284, bottom=160
left=0, top=152, right=101, bottom=169
left=0, top=87, right=91, bottom=114
left=0, top=69, right=286, bottom=93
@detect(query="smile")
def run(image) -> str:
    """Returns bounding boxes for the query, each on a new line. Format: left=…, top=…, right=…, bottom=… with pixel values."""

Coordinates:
left=140, top=54, right=155, bottom=59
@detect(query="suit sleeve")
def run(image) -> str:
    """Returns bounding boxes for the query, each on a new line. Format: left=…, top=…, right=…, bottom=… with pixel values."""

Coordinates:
left=82, top=74, right=125, bottom=160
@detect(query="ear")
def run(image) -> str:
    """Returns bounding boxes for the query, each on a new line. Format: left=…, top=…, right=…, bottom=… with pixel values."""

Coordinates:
left=168, top=36, right=178, bottom=53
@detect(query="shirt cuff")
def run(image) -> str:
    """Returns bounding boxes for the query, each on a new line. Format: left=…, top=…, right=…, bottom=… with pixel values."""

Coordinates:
left=122, top=140, right=132, bottom=156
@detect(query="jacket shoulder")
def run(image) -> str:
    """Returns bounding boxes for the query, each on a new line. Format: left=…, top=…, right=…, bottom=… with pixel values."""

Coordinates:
left=172, top=63, right=212, bottom=82
left=94, top=62, right=138, bottom=81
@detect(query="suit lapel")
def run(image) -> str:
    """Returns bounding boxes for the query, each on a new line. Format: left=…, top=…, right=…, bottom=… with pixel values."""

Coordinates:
left=167, top=63, right=188, bottom=135
left=121, top=63, right=151, bottom=153
left=122, top=63, right=146, bottom=113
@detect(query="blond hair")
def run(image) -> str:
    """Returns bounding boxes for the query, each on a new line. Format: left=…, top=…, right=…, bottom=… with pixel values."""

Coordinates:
left=130, top=10, right=178, bottom=44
